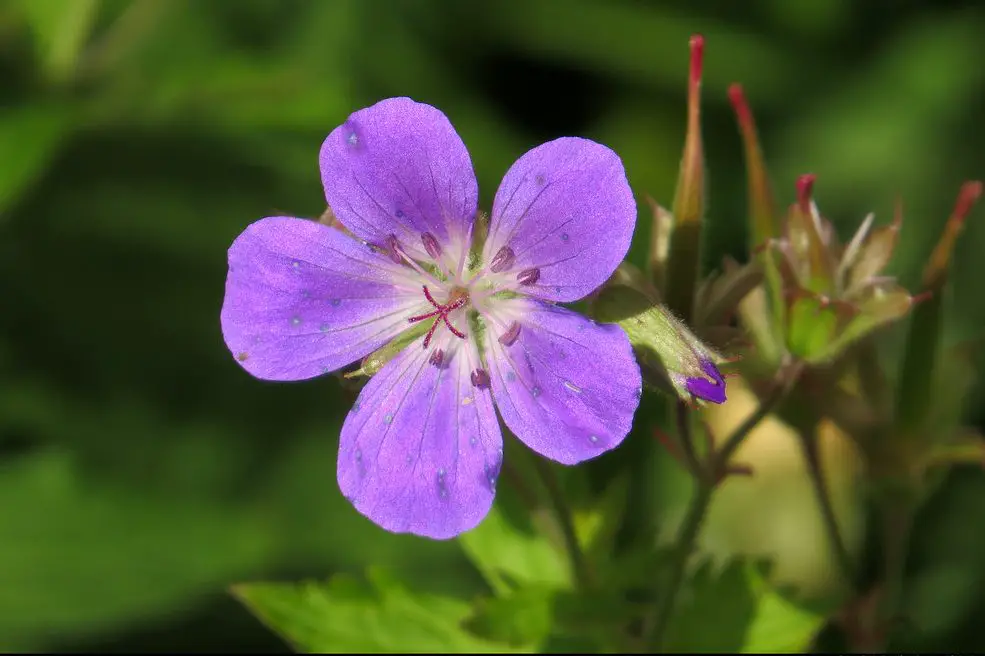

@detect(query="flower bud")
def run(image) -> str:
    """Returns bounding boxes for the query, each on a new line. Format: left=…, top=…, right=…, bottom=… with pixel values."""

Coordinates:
left=591, top=265, right=727, bottom=405
left=896, top=181, right=982, bottom=431
left=728, top=83, right=785, bottom=363
left=664, top=34, right=707, bottom=320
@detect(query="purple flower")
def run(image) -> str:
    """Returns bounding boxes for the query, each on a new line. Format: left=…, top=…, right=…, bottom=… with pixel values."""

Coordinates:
left=221, top=97, right=642, bottom=539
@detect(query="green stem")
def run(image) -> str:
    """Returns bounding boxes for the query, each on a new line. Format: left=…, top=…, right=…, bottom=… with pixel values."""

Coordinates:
left=644, top=364, right=800, bottom=651
left=530, top=456, right=594, bottom=590
left=644, top=478, right=713, bottom=650
left=800, top=432, right=858, bottom=589
left=875, top=498, right=914, bottom=651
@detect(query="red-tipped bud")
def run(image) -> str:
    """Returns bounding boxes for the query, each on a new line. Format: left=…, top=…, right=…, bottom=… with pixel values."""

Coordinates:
left=728, top=83, right=785, bottom=355
left=796, top=174, right=816, bottom=215
left=689, top=34, right=704, bottom=92
left=728, top=83, right=778, bottom=246
left=666, top=35, right=708, bottom=320
left=671, top=34, right=706, bottom=228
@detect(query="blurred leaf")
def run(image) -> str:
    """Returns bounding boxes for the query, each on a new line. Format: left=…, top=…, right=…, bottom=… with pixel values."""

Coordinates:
left=575, top=473, right=630, bottom=563
left=663, top=558, right=825, bottom=653
left=13, top=0, right=100, bottom=81
left=0, top=449, right=274, bottom=650
left=232, top=569, right=519, bottom=653
left=0, top=103, right=73, bottom=215
left=465, top=585, right=555, bottom=649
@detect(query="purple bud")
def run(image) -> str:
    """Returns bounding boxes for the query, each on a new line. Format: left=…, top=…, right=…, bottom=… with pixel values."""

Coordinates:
left=498, top=321, right=521, bottom=346
left=421, top=232, right=442, bottom=260
left=429, top=349, right=444, bottom=367
left=517, top=267, right=540, bottom=286
left=490, top=246, right=515, bottom=273
left=471, top=368, right=490, bottom=388
left=685, top=359, right=727, bottom=404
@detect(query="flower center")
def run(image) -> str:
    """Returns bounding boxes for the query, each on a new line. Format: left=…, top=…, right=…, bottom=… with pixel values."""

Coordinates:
left=407, top=285, right=469, bottom=348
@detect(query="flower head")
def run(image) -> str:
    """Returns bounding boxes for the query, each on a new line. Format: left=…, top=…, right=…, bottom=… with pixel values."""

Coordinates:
left=221, top=97, right=642, bottom=539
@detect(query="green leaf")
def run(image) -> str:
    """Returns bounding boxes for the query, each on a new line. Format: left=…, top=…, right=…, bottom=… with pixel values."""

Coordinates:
left=663, top=558, right=825, bottom=653
left=232, top=569, right=520, bottom=653
left=0, top=449, right=274, bottom=650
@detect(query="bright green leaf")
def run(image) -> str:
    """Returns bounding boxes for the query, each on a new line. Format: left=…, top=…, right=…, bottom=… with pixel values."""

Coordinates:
left=0, top=103, right=73, bottom=215
left=232, top=569, right=520, bottom=653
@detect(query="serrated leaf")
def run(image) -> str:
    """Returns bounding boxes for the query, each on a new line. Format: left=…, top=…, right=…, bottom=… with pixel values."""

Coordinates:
left=232, top=569, right=519, bottom=653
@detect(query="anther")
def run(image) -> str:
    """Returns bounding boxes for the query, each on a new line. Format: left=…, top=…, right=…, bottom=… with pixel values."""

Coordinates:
left=383, top=234, right=404, bottom=265
left=490, top=246, right=516, bottom=273
left=429, top=348, right=445, bottom=367
left=421, top=232, right=443, bottom=260
left=517, top=267, right=540, bottom=286
left=498, top=321, right=521, bottom=346
left=471, top=369, right=490, bottom=389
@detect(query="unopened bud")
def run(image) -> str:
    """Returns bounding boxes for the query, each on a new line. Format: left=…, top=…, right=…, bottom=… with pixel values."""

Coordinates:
left=591, top=274, right=728, bottom=405
left=665, top=34, right=708, bottom=321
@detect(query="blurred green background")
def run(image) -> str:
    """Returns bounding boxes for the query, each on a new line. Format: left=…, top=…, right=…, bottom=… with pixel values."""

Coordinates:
left=2, top=0, right=985, bottom=652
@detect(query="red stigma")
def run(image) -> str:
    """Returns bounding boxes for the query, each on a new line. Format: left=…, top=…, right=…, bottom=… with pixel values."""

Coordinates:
left=408, top=285, right=468, bottom=348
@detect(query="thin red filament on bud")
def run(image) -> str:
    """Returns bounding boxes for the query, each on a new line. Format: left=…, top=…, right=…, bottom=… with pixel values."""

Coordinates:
left=796, top=174, right=816, bottom=214
left=408, top=286, right=468, bottom=348
left=952, top=181, right=983, bottom=225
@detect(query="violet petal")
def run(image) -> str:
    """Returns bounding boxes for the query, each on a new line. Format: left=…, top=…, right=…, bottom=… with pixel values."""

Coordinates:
left=320, top=97, right=478, bottom=263
left=338, top=335, right=502, bottom=539
left=685, top=359, right=727, bottom=404
left=221, top=216, right=421, bottom=381
left=484, top=299, right=641, bottom=465
left=484, top=138, right=636, bottom=302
